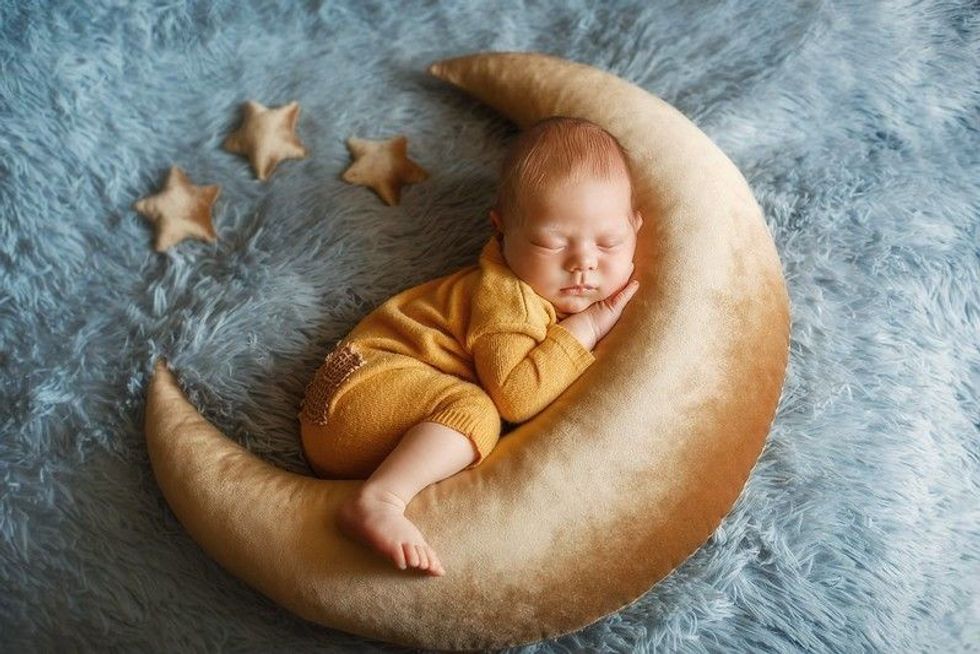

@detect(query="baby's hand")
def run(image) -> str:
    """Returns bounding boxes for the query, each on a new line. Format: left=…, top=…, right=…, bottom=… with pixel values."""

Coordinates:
left=558, top=279, right=640, bottom=350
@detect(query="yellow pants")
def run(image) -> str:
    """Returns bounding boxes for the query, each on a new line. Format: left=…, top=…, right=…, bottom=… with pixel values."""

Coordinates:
left=298, top=340, right=501, bottom=479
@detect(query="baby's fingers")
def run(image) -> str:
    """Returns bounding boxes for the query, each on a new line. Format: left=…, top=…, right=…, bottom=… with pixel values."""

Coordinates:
left=595, top=280, right=639, bottom=316
left=618, top=280, right=640, bottom=302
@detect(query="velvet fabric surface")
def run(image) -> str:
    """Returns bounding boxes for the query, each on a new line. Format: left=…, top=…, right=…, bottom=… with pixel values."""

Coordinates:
left=1, top=2, right=977, bottom=652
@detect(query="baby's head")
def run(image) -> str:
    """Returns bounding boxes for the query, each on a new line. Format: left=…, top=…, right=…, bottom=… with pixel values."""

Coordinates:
left=489, top=116, right=643, bottom=317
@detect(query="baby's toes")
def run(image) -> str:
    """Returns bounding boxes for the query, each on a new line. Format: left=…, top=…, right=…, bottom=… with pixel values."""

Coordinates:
left=425, top=547, right=445, bottom=576
left=402, top=542, right=420, bottom=569
left=415, top=544, right=430, bottom=570
left=388, top=541, right=407, bottom=570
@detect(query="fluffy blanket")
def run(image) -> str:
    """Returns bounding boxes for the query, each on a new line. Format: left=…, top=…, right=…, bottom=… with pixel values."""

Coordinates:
left=1, top=0, right=977, bottom=650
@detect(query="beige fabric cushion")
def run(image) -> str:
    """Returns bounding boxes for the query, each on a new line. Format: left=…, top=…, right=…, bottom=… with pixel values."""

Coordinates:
left=144, top=51, right=790, bottom=650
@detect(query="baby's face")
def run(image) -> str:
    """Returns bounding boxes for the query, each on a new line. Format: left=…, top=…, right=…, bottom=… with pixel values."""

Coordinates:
left=490, top=173, right=642, bottom=317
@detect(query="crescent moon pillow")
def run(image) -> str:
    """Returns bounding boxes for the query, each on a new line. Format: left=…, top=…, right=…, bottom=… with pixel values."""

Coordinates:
left=143, top=51, right=790, bottom=651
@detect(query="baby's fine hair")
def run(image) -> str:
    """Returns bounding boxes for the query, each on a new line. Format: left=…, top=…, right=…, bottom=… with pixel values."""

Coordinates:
left=492, top=115, right=637, bottom=229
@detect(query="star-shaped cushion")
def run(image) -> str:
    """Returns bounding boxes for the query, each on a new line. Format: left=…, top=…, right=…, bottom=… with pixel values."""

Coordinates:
left=223, top=100, right=309, bottom=181
left=342, top=135, right=429, bottom=205
left=133, top=165, right=221, bottom=252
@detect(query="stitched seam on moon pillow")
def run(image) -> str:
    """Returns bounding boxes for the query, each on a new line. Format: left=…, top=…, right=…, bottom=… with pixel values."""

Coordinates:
left=298, top=342, right=366, bottom=426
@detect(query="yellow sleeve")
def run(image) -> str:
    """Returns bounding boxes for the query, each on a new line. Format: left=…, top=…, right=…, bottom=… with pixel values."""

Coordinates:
left=472, top=323, right=596, bottom=423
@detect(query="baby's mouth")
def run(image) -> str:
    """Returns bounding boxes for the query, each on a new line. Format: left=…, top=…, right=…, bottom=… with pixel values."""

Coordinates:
left=561, top=285, right=596, bottom=294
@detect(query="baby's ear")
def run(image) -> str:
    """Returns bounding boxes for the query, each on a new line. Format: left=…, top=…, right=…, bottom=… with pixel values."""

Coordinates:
left=489, top=208, right=504, bottom=233
left=632, top=209, right=644, bottom=231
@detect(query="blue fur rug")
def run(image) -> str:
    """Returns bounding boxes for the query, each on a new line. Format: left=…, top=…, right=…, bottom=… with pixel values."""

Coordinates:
left=1, top=1, right=977, bottom=651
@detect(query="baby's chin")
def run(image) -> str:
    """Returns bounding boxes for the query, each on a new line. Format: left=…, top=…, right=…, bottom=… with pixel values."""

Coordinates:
left=551, top=294, right=599, bottom=316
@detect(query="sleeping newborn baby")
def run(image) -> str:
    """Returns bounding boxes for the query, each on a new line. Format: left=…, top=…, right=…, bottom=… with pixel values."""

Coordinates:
left=297, top=115, right=643, bottom=576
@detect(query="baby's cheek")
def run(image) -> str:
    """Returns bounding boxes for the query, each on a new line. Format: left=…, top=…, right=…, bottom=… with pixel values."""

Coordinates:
left=609, top=256, right=634, bottom=280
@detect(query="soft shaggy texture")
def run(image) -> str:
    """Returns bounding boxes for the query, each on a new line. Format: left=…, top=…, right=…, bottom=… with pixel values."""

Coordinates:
left=1, top=1, right=977, bottom=651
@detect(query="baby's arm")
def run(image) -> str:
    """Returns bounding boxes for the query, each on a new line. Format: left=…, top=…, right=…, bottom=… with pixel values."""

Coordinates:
left=472, top=278, right=640, bottom=423
left=472, top=324, right=595, bottom=423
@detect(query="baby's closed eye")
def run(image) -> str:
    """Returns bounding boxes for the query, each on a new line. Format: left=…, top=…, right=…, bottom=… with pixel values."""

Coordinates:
left=531, top=240, right=622, bottom=250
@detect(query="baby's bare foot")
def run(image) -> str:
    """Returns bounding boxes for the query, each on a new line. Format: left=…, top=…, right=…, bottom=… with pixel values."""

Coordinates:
left=336, top=486, right=446, bottom=576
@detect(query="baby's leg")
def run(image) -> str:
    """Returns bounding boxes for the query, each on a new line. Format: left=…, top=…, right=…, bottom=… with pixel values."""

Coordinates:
left=306, top=352, right=502, bottom=575
left=336, top=421, right=477, bottom=576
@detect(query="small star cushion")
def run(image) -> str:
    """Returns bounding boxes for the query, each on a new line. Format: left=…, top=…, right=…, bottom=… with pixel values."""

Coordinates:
left=342, top=135, right=429, bottom=206
left=223, top=100, right=309, bottom=181
left=133, top=165, right=221, bottom=252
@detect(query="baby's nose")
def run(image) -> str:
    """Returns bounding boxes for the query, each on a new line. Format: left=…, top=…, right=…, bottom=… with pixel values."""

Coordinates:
left=568, top=257, right=597, bottom=271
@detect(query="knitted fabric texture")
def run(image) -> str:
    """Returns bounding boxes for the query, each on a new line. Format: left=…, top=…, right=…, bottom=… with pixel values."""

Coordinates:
left=300, top=235, right=596, bottom=426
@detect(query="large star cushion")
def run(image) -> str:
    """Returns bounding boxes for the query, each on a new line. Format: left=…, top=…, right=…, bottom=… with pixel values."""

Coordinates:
left=133, top=165, right=221, bottom=252
left=341, top=135, right=429, bottom=205
left=223, top=100, right=309, bottom=181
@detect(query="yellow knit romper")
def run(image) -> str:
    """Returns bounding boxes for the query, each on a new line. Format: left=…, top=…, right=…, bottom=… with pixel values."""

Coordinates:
left=297, top=235, right=596, bottom=479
